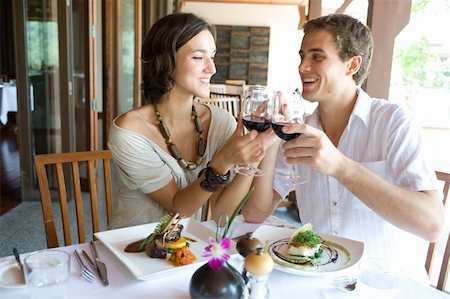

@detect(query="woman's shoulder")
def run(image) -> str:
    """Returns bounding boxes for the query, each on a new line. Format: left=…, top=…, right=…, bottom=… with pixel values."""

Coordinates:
left=113, top=105, right=156, bottom=135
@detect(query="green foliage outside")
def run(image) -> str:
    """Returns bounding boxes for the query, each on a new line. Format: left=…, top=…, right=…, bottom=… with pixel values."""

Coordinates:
left=395, top=0, right=449, bottom=88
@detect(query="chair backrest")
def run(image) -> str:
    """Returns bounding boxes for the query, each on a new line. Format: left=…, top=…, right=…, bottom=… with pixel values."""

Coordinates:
left=210, top=82, right=246, bottom=100
left=34, top=150, right=113, bottom=248
left=199, top=93, right=241, bottom=118
left=425, top=170, right=450, bottom=291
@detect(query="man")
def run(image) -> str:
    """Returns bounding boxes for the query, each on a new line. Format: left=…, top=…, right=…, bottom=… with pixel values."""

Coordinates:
left=242, top=14, right=445, bottom=282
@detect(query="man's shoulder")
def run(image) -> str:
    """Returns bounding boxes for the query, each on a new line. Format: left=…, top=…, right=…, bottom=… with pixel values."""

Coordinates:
left=367, top=96, right=411, bottom=119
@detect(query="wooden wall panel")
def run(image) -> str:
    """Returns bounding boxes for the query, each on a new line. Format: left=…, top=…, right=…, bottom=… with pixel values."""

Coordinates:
left=213, top=25, right=269, bottom=85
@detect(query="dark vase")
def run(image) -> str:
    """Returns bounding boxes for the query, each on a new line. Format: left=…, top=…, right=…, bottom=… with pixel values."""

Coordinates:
left=189, top=261, right=246, bottom=299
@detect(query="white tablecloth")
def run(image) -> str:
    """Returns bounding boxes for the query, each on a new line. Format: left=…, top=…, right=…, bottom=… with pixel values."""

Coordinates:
left=0, top=83, right=34, bottom=125
left=1, top=219, right=448, bottom=299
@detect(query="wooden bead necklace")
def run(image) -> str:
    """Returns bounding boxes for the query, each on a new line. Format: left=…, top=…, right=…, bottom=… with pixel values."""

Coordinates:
left=153, top=103, right=205, bottom=170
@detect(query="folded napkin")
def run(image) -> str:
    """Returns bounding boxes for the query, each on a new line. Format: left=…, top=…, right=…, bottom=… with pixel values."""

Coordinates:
left=201, top=215, right=296, bottom=239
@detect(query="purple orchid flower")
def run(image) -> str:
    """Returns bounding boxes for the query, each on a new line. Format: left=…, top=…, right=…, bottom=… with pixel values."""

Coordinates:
left=202, top=237, right=231, bottom=271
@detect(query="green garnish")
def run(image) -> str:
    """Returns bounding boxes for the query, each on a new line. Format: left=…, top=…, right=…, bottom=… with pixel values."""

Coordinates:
left=138, top=213, right=176, bottom=251
left=292, top=230, right=322, bottom=247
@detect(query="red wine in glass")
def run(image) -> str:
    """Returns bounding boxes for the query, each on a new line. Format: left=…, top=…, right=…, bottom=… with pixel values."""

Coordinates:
left=272, top=89, right=308, bottom=185
left=243, top=116, right=271, bottom=132
left=234, top=85, right=274, bottom=177
left=271, top=122, right=301, bottom=141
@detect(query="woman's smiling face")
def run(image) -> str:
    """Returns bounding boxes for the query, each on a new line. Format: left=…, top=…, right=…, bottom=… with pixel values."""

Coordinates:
left=171, top=30, right=217, bottom=99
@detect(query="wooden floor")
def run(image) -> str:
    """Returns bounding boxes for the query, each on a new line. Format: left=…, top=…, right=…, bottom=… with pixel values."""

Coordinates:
left=0, top=125, right=22, bottom=215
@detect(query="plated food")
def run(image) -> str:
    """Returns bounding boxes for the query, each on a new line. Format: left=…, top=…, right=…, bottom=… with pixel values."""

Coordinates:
left=124, top=214, right=196, bottom=266
left=250, top=224, right=364, bottom=276
left=95, top=217, right=234, bottom=280
left=270, top=223, right=344, bottom=272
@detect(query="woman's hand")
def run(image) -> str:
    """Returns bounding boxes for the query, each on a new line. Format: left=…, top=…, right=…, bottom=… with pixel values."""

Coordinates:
left=210, top=114, right=277, bottom=173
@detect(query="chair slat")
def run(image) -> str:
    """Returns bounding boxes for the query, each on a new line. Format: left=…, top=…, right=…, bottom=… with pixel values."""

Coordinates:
left=88, top=159, right=100, bottom=233
left=71, top=160, right=85, bottom=244
left=103, top=159, right=113, bottom=224
left=55, top=163, right=71, bottom=246
left=34, top=157, right=58, bottom=248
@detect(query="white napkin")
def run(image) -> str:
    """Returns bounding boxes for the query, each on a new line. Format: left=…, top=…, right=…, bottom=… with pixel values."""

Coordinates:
left=201, top=215, right=296, bottom=239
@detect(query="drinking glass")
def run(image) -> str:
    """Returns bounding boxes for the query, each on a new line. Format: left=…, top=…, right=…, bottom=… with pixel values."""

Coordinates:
left=24, top=250, right=70, bottom=299
left=357, top=257, right=402, bottom=299
left=234, top=85, right=274, bottom=176
left=271, top=89, right=307, bottom=186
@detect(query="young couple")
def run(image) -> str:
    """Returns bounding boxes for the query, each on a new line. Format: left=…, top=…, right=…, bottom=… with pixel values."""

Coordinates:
left=108, top=12, right=446, bottom=283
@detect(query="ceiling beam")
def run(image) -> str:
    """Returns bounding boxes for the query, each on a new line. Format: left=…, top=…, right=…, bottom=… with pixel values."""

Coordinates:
left=180, top=0, right=307, bottom=5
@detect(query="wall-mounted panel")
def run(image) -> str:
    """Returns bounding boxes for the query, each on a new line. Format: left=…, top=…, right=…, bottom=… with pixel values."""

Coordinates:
left=213, top=25, right=269, bottom=85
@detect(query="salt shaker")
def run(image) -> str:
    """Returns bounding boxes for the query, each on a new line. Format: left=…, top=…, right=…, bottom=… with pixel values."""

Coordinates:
left=244, top=248, right=274, bottom=299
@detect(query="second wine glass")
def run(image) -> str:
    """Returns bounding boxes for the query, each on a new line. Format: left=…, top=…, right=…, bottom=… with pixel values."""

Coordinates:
left=234, top=85, right=274, bottom=177
left=271, top=89, right=307, bottom=185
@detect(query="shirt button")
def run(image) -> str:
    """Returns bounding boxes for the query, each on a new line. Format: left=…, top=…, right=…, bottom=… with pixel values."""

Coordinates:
left=332, top=201, right=338, bottom=206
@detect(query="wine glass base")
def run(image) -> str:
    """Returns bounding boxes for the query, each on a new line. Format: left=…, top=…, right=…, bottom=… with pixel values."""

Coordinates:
left=234, top=165, right=264, bottom=177
left=278, top=175, right=307, bottom=186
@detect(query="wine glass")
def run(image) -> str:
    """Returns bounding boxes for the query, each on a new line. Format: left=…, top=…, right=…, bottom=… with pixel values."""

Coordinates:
left=234, top=85, right=274, bottom=176
left=271, top=89, right=307, bottom=185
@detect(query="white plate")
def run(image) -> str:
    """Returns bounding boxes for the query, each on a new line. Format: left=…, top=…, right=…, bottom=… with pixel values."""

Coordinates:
left=95, top=218, right=236, bottom=280
left=0, top=259, right=26, bottom=288
left=252, top=225, right=364, bottom=276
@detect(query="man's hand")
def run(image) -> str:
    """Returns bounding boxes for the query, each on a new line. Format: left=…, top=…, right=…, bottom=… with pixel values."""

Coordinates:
left=281, top=123, right=347, bottom=177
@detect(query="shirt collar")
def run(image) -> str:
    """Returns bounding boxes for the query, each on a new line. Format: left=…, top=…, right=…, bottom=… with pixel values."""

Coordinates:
left=350, top=87, right=371, bottom=128
left=307, top=87, right=371, bottom=129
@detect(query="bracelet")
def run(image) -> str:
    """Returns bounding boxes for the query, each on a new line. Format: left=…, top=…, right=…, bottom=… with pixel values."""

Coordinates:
left=198, top=166, right=231, bottom=192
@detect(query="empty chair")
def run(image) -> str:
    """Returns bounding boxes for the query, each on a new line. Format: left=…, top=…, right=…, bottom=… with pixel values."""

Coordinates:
left=209, top=83, right=227, bottom=94
left=34, top=150, right=113, bottom=248
left=425, top=170, right=450, bottom=291
left=199, top=93, right=241, bottom=118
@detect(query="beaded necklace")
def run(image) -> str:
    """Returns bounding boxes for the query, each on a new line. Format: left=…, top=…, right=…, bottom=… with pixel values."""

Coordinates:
left=153, top=103, right=205, bottom=170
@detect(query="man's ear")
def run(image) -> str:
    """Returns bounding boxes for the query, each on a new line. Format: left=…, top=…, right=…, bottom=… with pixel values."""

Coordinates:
left=347, top=55, right=362, bottom=76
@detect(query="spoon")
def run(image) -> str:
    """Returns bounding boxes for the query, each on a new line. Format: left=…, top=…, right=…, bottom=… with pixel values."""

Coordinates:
left=13, top=247, right=25, bottom=282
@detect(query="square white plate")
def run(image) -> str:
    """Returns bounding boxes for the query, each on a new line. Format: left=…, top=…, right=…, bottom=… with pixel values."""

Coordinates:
left=252, top=225, right=364, bottom=276
left=95, top=218, right=236, bottom=280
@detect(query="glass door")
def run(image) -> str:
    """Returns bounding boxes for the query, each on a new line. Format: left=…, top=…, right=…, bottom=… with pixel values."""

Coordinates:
left=13, top=0, right=100, bottom=199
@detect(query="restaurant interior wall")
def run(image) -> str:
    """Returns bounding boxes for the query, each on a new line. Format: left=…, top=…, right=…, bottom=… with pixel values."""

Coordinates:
left=181, top=2, right=303, bottom=91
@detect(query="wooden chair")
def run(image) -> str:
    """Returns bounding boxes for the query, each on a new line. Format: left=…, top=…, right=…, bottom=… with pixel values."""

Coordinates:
left=425, top=170, right=450, bottom=291
left=199, top=93, right=241, bottom=118
left=210, top=82, right=246, bottom=101
left=34, top=150, right=113, bottom=248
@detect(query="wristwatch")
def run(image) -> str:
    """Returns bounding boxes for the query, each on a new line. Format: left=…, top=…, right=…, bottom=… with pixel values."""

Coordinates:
left=198, top=166, right=231, bottom=192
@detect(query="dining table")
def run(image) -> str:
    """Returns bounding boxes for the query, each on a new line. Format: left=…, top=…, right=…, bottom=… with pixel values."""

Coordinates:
left=0, top=216, right=448, bottom=299
left=0, top=82, right=34, bottom=125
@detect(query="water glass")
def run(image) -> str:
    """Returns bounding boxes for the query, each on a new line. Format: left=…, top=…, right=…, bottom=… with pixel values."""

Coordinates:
left=24, top=250, right=70, bottom=299
left=357, top=257, right=402, bottom=299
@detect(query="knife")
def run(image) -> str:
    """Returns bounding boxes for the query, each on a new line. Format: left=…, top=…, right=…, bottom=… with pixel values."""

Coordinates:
left=89, top=241, right=109, bottom=286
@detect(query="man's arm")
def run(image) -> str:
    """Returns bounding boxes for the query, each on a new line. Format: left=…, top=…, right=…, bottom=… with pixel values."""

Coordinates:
left=282, top=123, right=445, bottom=242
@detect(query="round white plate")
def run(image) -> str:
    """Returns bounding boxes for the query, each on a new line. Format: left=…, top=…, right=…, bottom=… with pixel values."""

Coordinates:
left=252, top=225, right=364, bottom=277
left=0, top=259, right=26, bottom=288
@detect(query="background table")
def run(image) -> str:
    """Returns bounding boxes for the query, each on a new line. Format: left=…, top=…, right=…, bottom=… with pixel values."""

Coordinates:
left=0, top=83, right=34, bottom=125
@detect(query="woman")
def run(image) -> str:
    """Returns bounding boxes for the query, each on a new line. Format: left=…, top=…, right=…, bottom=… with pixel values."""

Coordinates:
left=108, top=12, right=266, bottom=228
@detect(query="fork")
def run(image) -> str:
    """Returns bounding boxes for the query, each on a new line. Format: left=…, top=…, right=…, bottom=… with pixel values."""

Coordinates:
left=332, top=275, right=357, bottom=292
left=74, top=250, right=95, bottom=283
